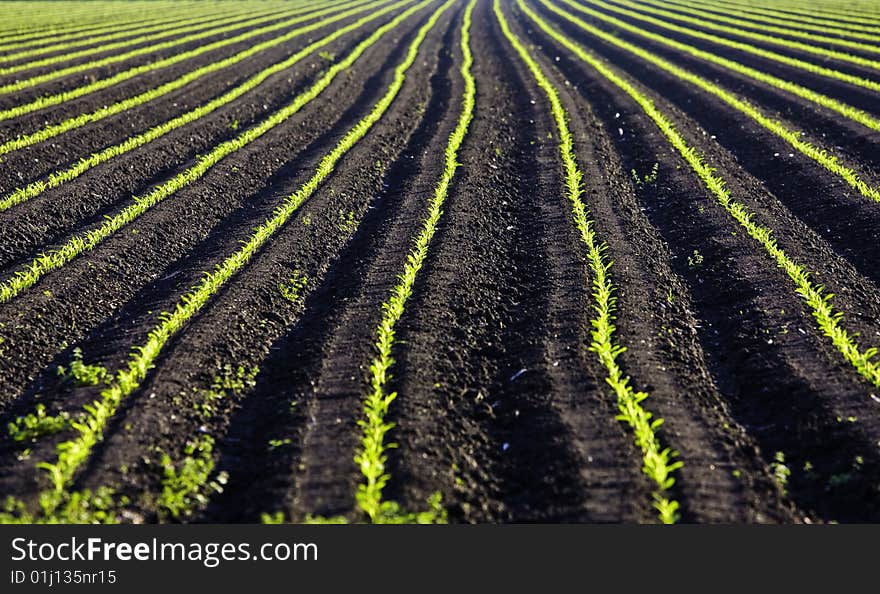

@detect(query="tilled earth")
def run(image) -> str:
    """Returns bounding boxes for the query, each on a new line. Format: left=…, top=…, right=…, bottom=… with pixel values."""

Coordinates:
left=1, top=0, right=879, bottom=523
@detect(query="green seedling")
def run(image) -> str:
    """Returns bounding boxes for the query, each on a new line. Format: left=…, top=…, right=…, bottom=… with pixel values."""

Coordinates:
left=10, top=0, right=443, bottom=523
left=502, top=0, right=682, bottom=524
left=521, top=0, right=880, bottom=392
left=8, top=404, right=72, bottom=443
left=353, top=0, right=468, bottom=525
left=158, top=435, right=227, bottom=520
left=771, top=451, right=791, bottom=494
left=57, top=348, right=109, bottom=386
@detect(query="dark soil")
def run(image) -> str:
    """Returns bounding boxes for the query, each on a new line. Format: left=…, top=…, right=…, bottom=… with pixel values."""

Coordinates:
left=2, top=0, right=879, bottom=524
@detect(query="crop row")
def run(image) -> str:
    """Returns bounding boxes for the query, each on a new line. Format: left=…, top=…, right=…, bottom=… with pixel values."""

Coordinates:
left=0, top=0, right=394, bottom=207
left=498, top=0, right=682, bottom=524
left=0, top=0, right=440, bottom=525
left=0, top=5, right=267, bottom=68
left=353, top=0, right=475, bottom=524
left=0, top=2, right=221, bottom=36
left=542, top=0, right=880, bottom=202
left=522, top=0, right=880, bottom=390
left=591, top=0, right=880, bottom=91
left=626, top=0, right=880, bottom=52
left=0, top=0, right=358, bottom=121
left=0, top=0, right=411, bottom=303
left=0, top=0, right=374, bottom=155
left=562, top=0, right=880, bottom=130
left=653, top=0, right=880, bottom=38
left=704, top=0, right=880, bottom=25
left=0, top=6, right=321, bottom=95
left=0, top=8, right=237, bottom=54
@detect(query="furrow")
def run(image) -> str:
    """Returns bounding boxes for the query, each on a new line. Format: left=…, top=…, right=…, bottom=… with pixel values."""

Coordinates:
left=0, top=2, right=417, bottom=305
left=651, top=0, right=880, bottom=38
left=0, top=0, right=400, bottom=209
left=0, top=8, right=324, bottom=94
left=524, top=0, right=880, bottom=522
left=75, top=0, right=449, bottom=523
left=0, top=9, right=234, bottom=54
left=620, top=0, right=880, bottom=50
left=508, top=0, right=796, bottom=523
left=0, top=4, right=222, bottom=48
left=0, top=7, right=414, bottom=412
left=0, top=5, right=266, bottom=69
left=539, top=0, right=880, bottom=203
left=0, top=0, right=356, bottom=117
left=351, top=0, right=476, bottom=524
left=558, top=0, right=880, bottom=131
left=680, top=0, right=880, bottom=27
left=498, top=0, right=682, bottom=523
left=598, top=0, right=880, bottom=66
left=580, top=0, right=880, bottom=93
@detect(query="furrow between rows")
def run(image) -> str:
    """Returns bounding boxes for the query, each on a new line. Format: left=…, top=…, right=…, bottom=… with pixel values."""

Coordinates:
left=0, top=0, right=357, bottom=121
left=0, top=0, right=443, bottom=525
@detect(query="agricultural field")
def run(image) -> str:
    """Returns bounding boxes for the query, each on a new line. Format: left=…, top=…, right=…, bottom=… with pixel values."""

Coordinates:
left=0, top=0, right=877, bottom=525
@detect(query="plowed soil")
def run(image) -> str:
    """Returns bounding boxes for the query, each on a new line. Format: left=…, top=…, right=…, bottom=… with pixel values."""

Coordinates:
left=1, top=0, right=879, bottom=523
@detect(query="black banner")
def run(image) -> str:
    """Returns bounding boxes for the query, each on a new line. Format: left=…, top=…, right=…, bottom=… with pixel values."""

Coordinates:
left=0, top=525, right=871, bottom=590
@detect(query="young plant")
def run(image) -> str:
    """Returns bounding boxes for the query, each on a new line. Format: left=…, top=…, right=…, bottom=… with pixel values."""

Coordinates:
left=631, top=162, right=659, bottom=187
left=500, top=0, right=682, bottom=523
left=338, top=210, right=357, bottom=234
left=157, top=436, right=227, bottom=520
left=523, top=0, right=880, bottom=392
left=771, top=451, right=791, bottom=494
left=57, top=348, right=109, bottom=386
left=14, top=0, right=444, bottom=523
left=8, top=404, right=71, bottom=443
left=354, top=0, right=472, bottom=525
left=546, top=0, right=880, bottom=202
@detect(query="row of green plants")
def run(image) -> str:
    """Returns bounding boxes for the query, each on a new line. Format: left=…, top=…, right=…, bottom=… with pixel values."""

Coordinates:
left=0, top=0, right=398, bottom=203
left=728, top=0, right=880, bottom=25
left=738, top=0, right=880, bottom=24
left=612, top=0, right=880, bottom=69
left=583, top=0, right=880, bottom=96
left=686, top=0, right=880, bottom=27
left=522, top=0, right=880, bottom=390
left=0, top=1, right=216, bottom=40
left=0, top=0, right=377, bottom=154
left=561, top=0, right=880, bottom=130
left=0, top=4, right=263, bottom=68
left=500, top=0, right=683, bottom=524
left=1, top=0, right=440, bottom=524
left=656, top=0, right=880, bottom=37
left=119, top=0, right=468, bottom=516
left=0, top=6, right=223, bottom=53
left=0, top=0, right=354, bottom=119
left=0, top=6, right=315, bottom=94
left=354, top=0, right=474, bottom=525
left=633, top=0, right=880, bottom=50
left=0, top=0, right=418, bottom=303
left=541, top=0, right=880, bottom=203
